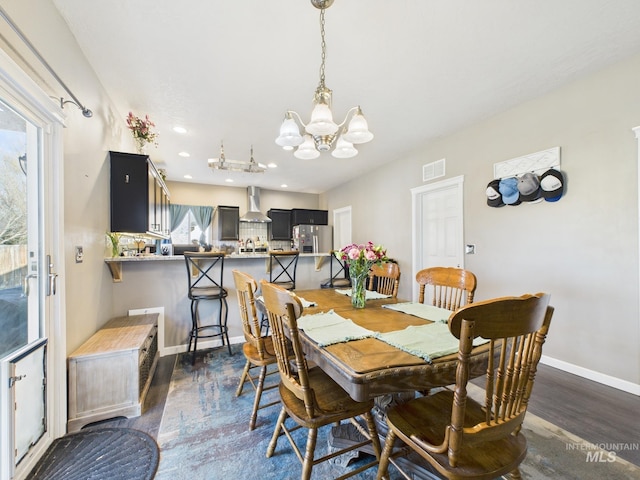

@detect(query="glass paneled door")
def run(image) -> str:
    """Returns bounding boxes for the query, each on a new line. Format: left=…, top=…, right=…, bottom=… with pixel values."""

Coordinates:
left=0, top=95, right=55, bottom=478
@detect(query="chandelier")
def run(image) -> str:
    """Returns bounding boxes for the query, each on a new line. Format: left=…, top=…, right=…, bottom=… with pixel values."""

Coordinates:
left=208, top=142, right=266, bottom=173
left=275, top=0, right=373, bottom=160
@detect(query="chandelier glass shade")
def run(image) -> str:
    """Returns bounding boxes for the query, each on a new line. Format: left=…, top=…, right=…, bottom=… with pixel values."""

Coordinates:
left=275, top=0, right=372, bottom=160
left=208, top=142, right=266, bottom=173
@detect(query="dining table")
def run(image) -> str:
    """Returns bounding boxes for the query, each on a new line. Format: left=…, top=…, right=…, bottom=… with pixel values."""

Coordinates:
left=291, top=287, right=494, bottom=478
left=293, top=288, right=493, bottom=403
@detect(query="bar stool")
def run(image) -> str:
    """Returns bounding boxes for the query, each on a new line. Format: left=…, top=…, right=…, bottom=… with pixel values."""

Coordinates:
left=184, top=252, right=231, bottom=364
left=269, top=250, right=299, bottom=290
left=258, top=251, right=300, bottom=334
left=320, top=250, right=351, bottom=288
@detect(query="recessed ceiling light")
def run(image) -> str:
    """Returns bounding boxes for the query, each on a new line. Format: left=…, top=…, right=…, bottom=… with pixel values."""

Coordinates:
left=178, top=152, right=190, bottom=157
left=184, top=174, right=193, bottom=179
left=280, top=184, right=288, bottom=188
left=173, top=126, right=187, bottom=134
left=267, top=163, right=278, bottom=168
left=225, top=178, right=234, bottom=183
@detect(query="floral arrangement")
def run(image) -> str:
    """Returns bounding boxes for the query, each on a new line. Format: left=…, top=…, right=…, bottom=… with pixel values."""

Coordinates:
left=126, top=112, right=158, bottom=149
left=106, top=231, right=121, bottom=257
left=336, top=241, right=387, bottom=278
left=336, top=242, right=387, bottom=308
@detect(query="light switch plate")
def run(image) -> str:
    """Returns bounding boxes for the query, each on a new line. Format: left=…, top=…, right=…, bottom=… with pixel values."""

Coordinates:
left=75, top=246, right=83, bottom=263
left=465, top=244, right=476, bottom=254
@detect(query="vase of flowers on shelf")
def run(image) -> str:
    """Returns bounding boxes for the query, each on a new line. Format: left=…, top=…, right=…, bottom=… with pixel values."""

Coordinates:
left=126, top=112, right=158, bottom=154
left=336, top=242, right=387, bottom=308
left=106, top=231, right=121, bottom=257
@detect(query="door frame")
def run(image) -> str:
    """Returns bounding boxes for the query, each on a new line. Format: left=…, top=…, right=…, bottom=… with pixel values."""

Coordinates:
left=0, top=49, right=66, bottom=480
left=333, top=206, right=352, bottom=251
left=410, top=175, right=465, bottom=301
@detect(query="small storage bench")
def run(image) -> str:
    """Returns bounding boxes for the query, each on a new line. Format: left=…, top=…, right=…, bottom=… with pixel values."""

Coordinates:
left=67, top=313, right=159, bottom=432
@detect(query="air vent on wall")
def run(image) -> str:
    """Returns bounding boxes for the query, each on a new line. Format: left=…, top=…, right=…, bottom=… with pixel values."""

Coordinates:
left=423, top=158, right=446, bottom=182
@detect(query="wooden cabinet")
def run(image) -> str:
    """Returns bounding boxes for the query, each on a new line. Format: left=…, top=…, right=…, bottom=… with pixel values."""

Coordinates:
left=67, top=313, right=159, bottom=432
left=268, top=208, right=292, bottom=240
left=291, top=208, right=328, bottom=226
left=216, top=205, right=239, bottom=240
left=110, top=151, right=170, bottom=238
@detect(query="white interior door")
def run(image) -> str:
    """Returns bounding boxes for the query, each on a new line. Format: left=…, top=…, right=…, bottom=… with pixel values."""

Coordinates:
left=411, top=176, right=464, bottom=300
left=333, top=206, right=352, bottom=251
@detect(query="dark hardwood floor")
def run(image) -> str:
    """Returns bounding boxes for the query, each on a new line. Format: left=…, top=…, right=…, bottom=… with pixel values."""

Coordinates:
left=94, top=355, right=640, bottom=467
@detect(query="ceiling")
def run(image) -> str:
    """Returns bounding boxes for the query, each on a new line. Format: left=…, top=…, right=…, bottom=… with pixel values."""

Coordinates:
left=52, top=0, right=640, bottom=194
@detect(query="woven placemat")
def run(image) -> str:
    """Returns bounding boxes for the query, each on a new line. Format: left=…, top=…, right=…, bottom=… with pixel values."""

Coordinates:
left=27, top=427, right=159, bottom=480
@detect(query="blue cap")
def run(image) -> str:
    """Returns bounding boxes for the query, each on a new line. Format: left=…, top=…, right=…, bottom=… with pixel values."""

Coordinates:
left=498, top=177, right=521, bottom=205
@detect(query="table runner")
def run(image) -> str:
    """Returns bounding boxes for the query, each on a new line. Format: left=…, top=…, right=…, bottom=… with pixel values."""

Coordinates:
left=297, top=310, right=377, bottom=346
left=334, top=288, right=392, bottom=300
left=376, top=322, right=489, bottom=363
left=382, top=302, right=452, bottom=322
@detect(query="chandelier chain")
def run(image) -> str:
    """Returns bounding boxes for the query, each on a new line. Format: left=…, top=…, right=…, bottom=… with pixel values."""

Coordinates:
left=275, top=0, right=372, bottom=159
left=318, top=8, right=326, bottom=90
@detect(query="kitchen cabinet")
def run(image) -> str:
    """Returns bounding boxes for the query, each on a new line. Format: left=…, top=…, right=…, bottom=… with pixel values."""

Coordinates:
left=110, top=151, right=170, bottom=238
left=67, top=313, right=159, bottom=432
left=216, top=205, right=239, bottom=240
left=268, top=208, right=292, bottom=240
left=291, top=208, right=328, bottom=226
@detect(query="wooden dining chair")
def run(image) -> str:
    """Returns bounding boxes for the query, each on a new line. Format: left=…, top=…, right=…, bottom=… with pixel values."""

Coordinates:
left=368, top=261, right=400, bottom=297
left=260, top=280, right=383, bottom=480
left=416, top=266, right=477, bottom=311
left=232, top=270, right=280, bottom=430
left=376, top=293, right=554, bottom=480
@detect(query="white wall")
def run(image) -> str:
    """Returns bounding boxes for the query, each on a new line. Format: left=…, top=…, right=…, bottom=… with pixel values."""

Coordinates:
left=325, top=53, right=640, bottom=391
left=0, top=1, right=137, bottom=353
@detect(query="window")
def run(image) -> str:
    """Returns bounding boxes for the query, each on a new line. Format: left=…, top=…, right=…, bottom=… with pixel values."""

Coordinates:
left=171, top=210, right=211, bottom=245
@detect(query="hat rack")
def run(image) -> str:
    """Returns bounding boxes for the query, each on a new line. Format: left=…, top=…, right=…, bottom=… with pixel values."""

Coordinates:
left=493, top=147, right=561, bottom=179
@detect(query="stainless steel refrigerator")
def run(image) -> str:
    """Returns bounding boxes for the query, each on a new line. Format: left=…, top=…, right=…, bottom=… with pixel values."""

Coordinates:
left=292, top=225, right=332, bottom=253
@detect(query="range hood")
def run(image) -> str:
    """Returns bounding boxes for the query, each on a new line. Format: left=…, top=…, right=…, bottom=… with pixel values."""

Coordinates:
left=239, top=186, right=272, bottom=223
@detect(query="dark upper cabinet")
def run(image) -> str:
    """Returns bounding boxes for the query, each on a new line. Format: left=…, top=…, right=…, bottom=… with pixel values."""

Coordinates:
left=110, top=151, right=170, bottom=238
left=291, top=208, right=328, bottom=226
left=268, top=209, right=292, bottom=240
left=216, top=206, right=239, bottom=241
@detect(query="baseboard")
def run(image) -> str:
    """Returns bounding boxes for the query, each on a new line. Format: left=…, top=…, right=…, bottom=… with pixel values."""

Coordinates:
left=160, top=335, right=245, bottom=357
left=541, top=355, right=640, bottom=396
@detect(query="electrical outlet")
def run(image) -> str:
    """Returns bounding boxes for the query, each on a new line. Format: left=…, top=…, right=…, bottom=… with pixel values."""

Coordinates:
left=75, top=246, right=84, bottom=263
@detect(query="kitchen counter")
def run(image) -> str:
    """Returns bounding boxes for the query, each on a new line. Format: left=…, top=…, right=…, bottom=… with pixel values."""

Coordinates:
left=104, top=252, right=329, bottom=282
left=106, top=251, right=334, bottom=357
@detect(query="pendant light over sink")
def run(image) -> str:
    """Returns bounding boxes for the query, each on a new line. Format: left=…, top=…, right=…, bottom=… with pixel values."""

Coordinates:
left=275, top=0, right=373, bottom=160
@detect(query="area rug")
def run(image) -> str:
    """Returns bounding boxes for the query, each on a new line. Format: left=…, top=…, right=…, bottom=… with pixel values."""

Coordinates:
left=156, top=345, right=639, bottom=479
left=27, top=427, right=159, bottom=480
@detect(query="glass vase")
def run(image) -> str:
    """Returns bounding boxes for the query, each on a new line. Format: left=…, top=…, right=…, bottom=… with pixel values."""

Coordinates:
left=134, top=137, right=148, bottom=155
left=350, top=271, right=368, bottom=309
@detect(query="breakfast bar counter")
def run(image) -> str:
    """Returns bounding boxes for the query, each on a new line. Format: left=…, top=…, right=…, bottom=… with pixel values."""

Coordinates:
left=105, top=252, right=331, bottom=358
left=104, top=252, right=328, bottom=282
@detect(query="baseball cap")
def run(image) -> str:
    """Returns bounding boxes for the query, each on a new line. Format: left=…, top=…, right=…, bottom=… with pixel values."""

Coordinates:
left=498, top=177, right=521, bottom=205
left=517, top=172, right=542, bottom=202
left=540, top=169, right=565, bottom=202
left=486, top=179, right=504, bottom=207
